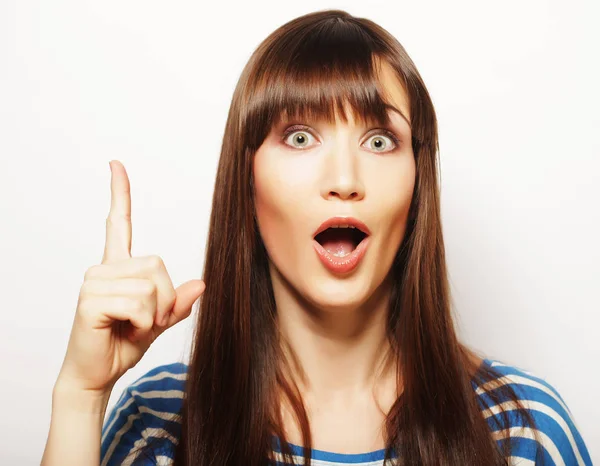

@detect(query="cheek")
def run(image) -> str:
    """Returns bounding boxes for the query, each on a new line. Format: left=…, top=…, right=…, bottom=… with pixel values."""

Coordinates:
left=253, top=164, right=282, bottom=251
left=384, top=179, right=415, bottom=226
left=371, top=161, right=416, bottom=256
left=253, top=155, right=313, bottom=266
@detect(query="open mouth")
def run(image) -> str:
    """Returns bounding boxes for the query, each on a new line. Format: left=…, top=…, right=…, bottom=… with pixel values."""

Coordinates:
left=314, top=227, right=368, bottom=256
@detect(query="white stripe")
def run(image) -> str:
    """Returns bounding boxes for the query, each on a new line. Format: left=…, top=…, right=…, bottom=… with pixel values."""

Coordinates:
left=103, top=388, right=128, bottom=430
left=269, top=450, right=392, bottom=466
left=155, top=454, right=174, bottom=465
left=136, top=404, right=182, bottom=423
left=476, top=373, right=573, bottom=421
left=487, top=361, right=571, bottom=416
left=508, top=457, right=536, bottom=465
left=101, top=387, right=184, bottom=444
left=490, top=361, right=536, bottom=377
left=101, top=411, right=143, bottom=466
left=121, top=427, right=180, bottom=466
left=130, top=369, right=187, bottom=389
left=137, top=426, right=179, bottom=445
left=101, top=396, right=136, bottom=445
left=482, top=399, right=584, bottom=465
left=120, top=433, right=147, bottom=466
left=492, top=427, right=565, bottom=466
left=130, top=388, right=185, bottom=399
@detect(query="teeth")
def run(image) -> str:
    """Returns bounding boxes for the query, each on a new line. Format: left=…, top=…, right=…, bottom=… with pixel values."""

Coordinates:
left=330, top=224, right=355, bottom=228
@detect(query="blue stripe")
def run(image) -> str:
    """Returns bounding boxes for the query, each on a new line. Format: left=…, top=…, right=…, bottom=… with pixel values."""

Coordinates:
left=272, top=435, right=397, bottom=462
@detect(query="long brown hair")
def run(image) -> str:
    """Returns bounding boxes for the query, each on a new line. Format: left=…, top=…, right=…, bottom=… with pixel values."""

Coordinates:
left=130, top=9, right=545, bottom=465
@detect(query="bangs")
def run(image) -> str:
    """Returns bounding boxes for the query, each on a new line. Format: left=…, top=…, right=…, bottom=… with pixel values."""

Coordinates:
left=241, top=16, right=409, bottom=150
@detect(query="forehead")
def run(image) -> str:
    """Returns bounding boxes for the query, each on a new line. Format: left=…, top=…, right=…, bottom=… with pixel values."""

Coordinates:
left=372, top=58, right=411, bottom=127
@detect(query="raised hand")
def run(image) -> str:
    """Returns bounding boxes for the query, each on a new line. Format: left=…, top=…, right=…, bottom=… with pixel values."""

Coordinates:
left=56, top=160, right=205, bottom=393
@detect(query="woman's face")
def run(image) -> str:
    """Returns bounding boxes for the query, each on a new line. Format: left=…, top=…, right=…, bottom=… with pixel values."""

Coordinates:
left=253, top=61, right=416, bottom=313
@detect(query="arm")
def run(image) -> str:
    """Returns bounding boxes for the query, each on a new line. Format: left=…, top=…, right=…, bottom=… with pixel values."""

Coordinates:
left=42, top=161, right=200, bottom=465
left=41, top=381, right=113, bottom=466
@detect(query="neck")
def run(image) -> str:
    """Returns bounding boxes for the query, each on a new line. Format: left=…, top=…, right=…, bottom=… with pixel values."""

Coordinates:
left=274, top=272, right=399, bottom=400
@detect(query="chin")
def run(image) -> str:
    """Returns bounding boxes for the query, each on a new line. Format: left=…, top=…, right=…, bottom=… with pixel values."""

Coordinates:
left=304, top=277, right=372, bottom=312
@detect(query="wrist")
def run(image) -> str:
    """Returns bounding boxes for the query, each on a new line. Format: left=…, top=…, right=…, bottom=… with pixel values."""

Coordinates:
left=52, top=380, right=113, bottom=415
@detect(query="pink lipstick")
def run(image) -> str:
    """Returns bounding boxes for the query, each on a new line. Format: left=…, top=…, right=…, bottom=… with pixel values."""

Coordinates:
left=312, top=216, right=371, bottom=274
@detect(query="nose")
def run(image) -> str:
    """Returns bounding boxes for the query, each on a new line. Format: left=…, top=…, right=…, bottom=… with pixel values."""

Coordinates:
left=321, top=140, right=365, bottom=202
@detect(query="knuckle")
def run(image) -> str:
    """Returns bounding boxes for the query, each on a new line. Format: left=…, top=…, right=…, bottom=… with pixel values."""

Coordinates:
left=84, top=265, right=101, bottom=281
left=139, top=280, right=156, bottom=297
left=131, top=298, right=145, bottom=313
left=80, top=280, right=93, bottom=295
left=106, top=213, right=131, bottom=225
left=77, top=296, right=90, bottom=313
left=77, top=297, right=96, bottom=320
left=143, top=315, right=155, bottom=330
left=131, top=298, right=153, bottom=327
left=146, top=255, right=164, bottom=272
left=136, top=310, right=154, bottom=330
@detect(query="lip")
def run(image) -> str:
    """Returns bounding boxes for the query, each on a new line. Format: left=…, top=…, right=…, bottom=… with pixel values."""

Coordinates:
left=312, top=216, right=371, bottom=275
left=313, top=235, right=370, bottom=274
left=312, top=216, right=371, bottom=238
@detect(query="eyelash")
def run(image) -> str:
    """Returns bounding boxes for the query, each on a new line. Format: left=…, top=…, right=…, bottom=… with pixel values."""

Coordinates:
left=280, top=124, right=401, bottom=152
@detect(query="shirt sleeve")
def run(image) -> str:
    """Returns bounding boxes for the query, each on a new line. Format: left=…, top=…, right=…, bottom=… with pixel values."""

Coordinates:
left=100, top=385, right=150, bottom=466
left=99, top=363, right=185, bottom=466
left=486, top=361, right=594, bottom=465
left=530, top=382, right=594, bottom=466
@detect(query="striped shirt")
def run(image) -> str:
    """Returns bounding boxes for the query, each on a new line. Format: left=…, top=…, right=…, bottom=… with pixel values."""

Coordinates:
left=100, top=358, right=593, bottom=465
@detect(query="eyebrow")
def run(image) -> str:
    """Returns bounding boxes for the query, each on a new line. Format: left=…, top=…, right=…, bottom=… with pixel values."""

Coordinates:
left=384, top=103, right=411, bottom=129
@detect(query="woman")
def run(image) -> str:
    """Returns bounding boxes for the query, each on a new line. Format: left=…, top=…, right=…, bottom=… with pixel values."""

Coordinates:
left=42, top=9, right=592, bottom=466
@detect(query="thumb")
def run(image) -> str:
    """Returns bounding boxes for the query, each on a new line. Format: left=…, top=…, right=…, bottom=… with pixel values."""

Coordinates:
left=164, top=279, right=206, bottom=327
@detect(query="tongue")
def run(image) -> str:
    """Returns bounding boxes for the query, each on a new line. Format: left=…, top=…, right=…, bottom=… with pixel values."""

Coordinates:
left=316, top=229, right=356, bottom=257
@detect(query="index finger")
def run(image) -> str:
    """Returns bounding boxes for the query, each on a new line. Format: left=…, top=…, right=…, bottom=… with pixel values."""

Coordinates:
left=102, top=160, right=132, bottom=264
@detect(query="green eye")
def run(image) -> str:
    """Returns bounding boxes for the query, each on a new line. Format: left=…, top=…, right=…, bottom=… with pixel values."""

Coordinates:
left=365, top=134, right=396, bottom=152
left=281, top=124, right=317, bottom=150
left=287, top=131, right=311, bottom=148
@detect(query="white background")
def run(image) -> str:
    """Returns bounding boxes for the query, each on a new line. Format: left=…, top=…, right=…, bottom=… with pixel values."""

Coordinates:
left=1, top=0, right=598, bottom=463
